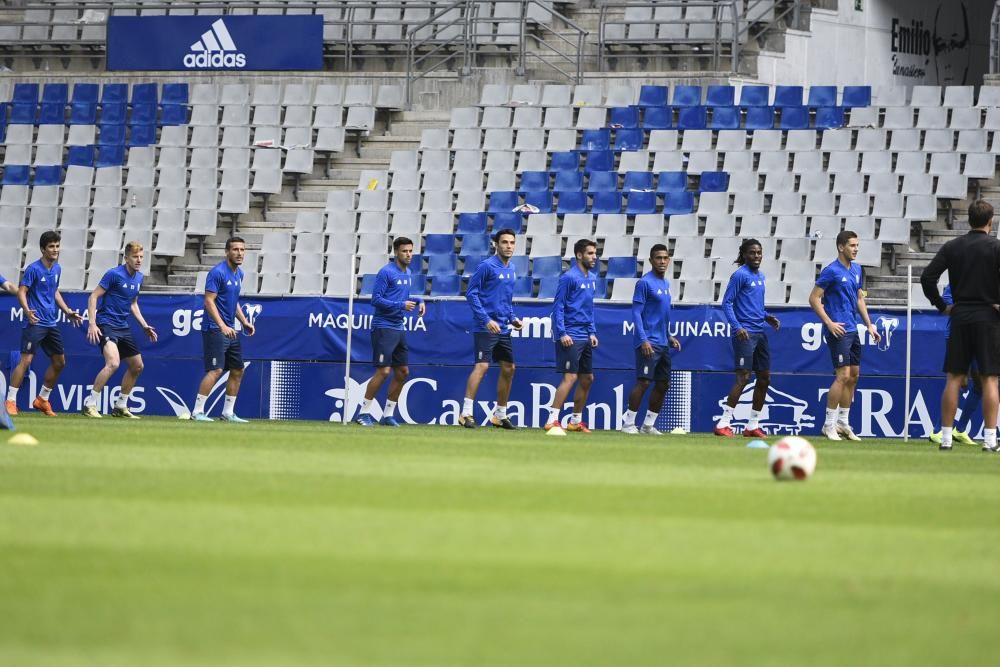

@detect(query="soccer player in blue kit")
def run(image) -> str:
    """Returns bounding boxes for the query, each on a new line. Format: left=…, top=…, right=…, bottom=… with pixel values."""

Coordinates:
left=460, top=228, right=523, bottom=429
left=543, top=239, right=601, bottom=433
left=5, top=231, right=83, bottom=416
left=714, top=239, right=780, bottom=438
left=355, top=237, right=425, bottom=427
left=191, top=237, right=257, bottom=423
left=0, top=271, right=15, bottom=430
left=621, top=244, right=681, bottom=435
left=809, top=230, right=880, bottom=441
left=82, top=241, right=157, bottom=419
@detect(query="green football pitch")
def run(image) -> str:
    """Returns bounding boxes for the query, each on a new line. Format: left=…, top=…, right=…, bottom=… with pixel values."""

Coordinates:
left=1, top=416, right=998, bottom=666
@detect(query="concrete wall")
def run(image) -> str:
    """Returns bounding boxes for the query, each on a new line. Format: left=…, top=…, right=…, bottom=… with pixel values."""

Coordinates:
left=754, top=0, right=993, bottom=103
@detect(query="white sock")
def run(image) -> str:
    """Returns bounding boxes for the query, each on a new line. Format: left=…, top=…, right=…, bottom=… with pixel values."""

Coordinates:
left=837, top=406, right=850, bottom=426
left=547, top=407, right=561, bottom=424
left=84, top=390, right=99, bottom=407
left=384, top=400, right=397, bottom=417
left=462, top=397, right=474, bottom=416
left=223, top=395, right=236, bottom=416
left=570, top=412, right=582, bottom=425
left=942, top=426, right=953, bottom=447
left=643, top=411, right=657, bottom=427
left=194, top=394, right=208, bottom=414
left=824, top=407, right=837, bottom=428
left=116, top=392, right=130, bottom=409
left=494, top=404, right=506, bottom=419
left=361, top=398, right=373, bottom=415
left=718, top=404, right=734, bottom=428
left=746, top=409, right=761, bottom=430
left=6, top=386, right=17, bottom=402
left=622, top=409, right=636, bottom=426
left=39, top=385, right=52, bottom=400
left=984, top=428, right=997, bottom=449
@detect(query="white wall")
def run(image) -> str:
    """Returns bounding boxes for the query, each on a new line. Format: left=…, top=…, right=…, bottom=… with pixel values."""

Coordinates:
left=753, top=0, right=992, bottom=103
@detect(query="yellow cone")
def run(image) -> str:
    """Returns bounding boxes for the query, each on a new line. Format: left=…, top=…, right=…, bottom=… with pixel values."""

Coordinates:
left=545, top=426, right=567, bottom=437
left=8, top=433, right=39, bottom=446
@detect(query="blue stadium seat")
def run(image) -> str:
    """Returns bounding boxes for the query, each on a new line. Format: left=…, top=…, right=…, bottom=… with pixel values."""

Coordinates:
left=583, top=150, right=614, bottom=173
left=66, top=145, right=95, bottom=167
left=492, top=212, right=524, bottom=234
left=42, top=83, right=68, bottom=105
left=130, top=103, right=157, bottom=126
left=641, top=106, right=672, bottom=130
left=524, top=190, right=553, bottom=213
left=13, top=83, right=39, bottom=105
left=512, top=276, right=534, bottom=297
left=807, top=86, right=837, bottom=108
left=457, top=212, right=488, bottom=234
left=705, top=85, right=735, bottom=107
left=580, top=129, right=610, bottom=151
left=531, top=256, right=563, bottom=278
left=409, top=255, right=424, bottom=273
left=0, top=103, right=6, bottom=142
left=360, top=274, right=378, bottom=296
left=780, top=106, right=810, bottom=130
left=671, top=85, right=702, bottom=107
left=430, top=274, right=461, bottom=296
left=101, top=83, right=128, bottom=105
left=160, top=104, right=189, bottom=125
left=656, top=171, right=688, bottom=193
left=9, top=103, right=36, bottom=124
left=609, top=106, right=639, bottom=128
left=161, top=83, right=189, bottom=106
left=623, top=171, right=654, bottom=192
left=488, top=190, right=519, bottom=213
left=553, top=170, right=583, bottom=192
left=625, top=191, right=657, bottom=215
left=677, top=106, right=707, bottom=130
left=592, top=191, right=622, bottom=214
left=745, top=107, right=775, bottom=130
left=70, top=102, right=97, bottom=125
left=38, top=103, right=65, bottom=125
left=100, top=102, right=127, bottom=125
left=593, top=278, right=608, bottom=299
left=587, top=171, right=618, bottom=193
left=2, top=165, right=30, bottom=185
left=638, top=85, right=669, bottom=108
left=508, top=255, right=530, bottom=275
left=549, top=151, right=580, bottom=173
left=815, top=107, right=845, bottom=129
left=739, top=85, right=770, bottom=107
left=556, top=191, right=588, bottom=214
left=773, top=85, right=804, bottom=107
left=98, top=124, right=126, bottom=146
left=33, top=165, right=63, bottom=186
left=424, top=234, right=456, bottom=256
left=537, top=276, right=560, bottom=298
left=71, top=83, right=99, bottom=105
left=710, top=106, right=740, bottom=130
left=410, top=274, right=427, bottom=296
left=461, top=255, right=487, bottom=275
left=662, top=191, right=695, bottom=215
left=95, top=144, right=125, bottom=167
left=459, top=234, right=491, bottom=257
left=613, top=128, right=644, bottom=151
left=606, top=256, right=637, bottom=279
left=699, top=171, right=729, bottom=192
left=131, top=82, right=158, bottom=105
left=427, top=253, right=458, bottom=276
left=427, top=254, right=458, bottom=275
left=842, top=85, right=872, bottom=107
left=519, top=170, right=550, bottom=193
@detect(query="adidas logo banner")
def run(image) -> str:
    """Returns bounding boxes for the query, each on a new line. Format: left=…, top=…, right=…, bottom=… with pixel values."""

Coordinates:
left=107, top=15, right=323, bottom=71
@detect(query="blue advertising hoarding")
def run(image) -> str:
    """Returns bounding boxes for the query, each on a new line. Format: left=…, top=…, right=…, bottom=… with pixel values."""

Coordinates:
left=0, top=293, right=956, bottom=437
left=107, top=15, right=324, bottom=71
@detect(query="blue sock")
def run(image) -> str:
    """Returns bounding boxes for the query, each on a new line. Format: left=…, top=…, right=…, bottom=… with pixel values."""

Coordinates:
left=955, top=386, right=982, bottom=434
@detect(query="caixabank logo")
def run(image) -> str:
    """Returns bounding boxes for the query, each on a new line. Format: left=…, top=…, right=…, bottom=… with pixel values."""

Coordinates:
left=185, top=19, right=246, bottom=69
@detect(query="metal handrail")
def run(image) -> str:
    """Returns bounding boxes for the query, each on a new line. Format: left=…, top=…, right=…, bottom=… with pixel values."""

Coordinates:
left=991, top=0, right=1000, bottom=74
left=405, top=0, right=470, bottom=109
left=516, top=0, right=587, bottom=83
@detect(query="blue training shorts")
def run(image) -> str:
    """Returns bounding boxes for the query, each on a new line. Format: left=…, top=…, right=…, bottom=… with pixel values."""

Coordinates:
left=823, top=329, right=862, bottom=369
left=371, top=328, right=408, bottom=368
left=555, top=339, right=593, bottom=374
left=21, top=325, right=63, bottom=357
left=473, top=332, right=514, bottom=365
left=733, top=331, right=770, bottom=372
left=97, top=325, right=140, bottom=359
left=635, top=344, right=671, bottom=383
left=203, top=328, right=243, bottom=371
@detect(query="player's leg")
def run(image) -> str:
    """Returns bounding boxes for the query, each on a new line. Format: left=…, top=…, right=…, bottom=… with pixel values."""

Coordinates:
left=5, top=328, right=38, bottom=415
left=743, top=336, right=772, bottom=438
left=219, top=338, right=247, bottom=422
left=821, top=332, right=853, bottom=440
left=623, top=345, right=655, bottom=433
left=978, top=375, right=999, bottom=451
left=83, top=336, right=120, bottom=417
left=954, top=367, right=982, bottom=444
left=359, top=329, right=393, bottom=424
left=461, top=333, right=495, bottom=428
left=379, top=334, right=410, bottom=427
left=546, top=339, right=580, bottom=429
left=112, top=341, right=144, bottom=419
left=193, top=329, right=225, bottom=421
left=490, top=334, right=517, bottom=429
left=639, top=352, right=672, bottom=436
left=717, top=333, right=758, bottom=436
left=33, top=328, right=66, bottom=416
left=834, top=334, right=863, bottom=440
left=973, top=322, right=1000, bottom=451
left=566, top=342, right=594, bottom=432
left=939, top=324, right=974, bottom=449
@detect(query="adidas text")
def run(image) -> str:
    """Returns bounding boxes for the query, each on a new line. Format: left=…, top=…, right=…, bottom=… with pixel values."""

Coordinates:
left=184, top=51, right=246, bottom=68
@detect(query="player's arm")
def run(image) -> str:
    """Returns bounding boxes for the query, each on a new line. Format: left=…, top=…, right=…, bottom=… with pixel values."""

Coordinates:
left=856, top=270, right=879, bottom=343
left=17, top=283, right=37, bottom=325
left=919, top=245, right=950, bottom=313
left=54, top=289, right=83, bottom=325
left=631, top=281, right=653, bottom=356
left=233, top=300, right=255, bottom=336
left=130, top=299, right=157, bottom=342
left=465, top=264, right=496, bottom=332
left=86, top=285, right=106, bottom=343
left=808, top=284, right=845, bottom=337
left=0, top=279, right=15, bottom=295
left=552, top=274, right=572, bottom=346
left=721, top=274, right=747, bottom=339
left=204, top=291, right=235, bottom=338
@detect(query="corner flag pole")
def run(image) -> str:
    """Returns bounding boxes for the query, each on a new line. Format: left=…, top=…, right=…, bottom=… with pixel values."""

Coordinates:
left=343, top=242, right=358, bottom=426
left=903, top=264, right=913, bottom=442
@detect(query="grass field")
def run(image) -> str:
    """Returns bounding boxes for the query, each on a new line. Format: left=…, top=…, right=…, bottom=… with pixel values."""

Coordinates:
left=1, top=415, right=998, bottom=666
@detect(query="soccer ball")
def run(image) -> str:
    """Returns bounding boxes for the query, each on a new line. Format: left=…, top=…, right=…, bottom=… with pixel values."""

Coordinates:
left=767, top=436, right=817, bottom=481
